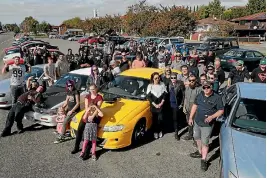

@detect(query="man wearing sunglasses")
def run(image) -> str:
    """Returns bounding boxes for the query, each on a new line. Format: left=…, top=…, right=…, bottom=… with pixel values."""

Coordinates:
left=188, top=81, right=224, bottom=171
left=183, top=74, right=202, bottom=141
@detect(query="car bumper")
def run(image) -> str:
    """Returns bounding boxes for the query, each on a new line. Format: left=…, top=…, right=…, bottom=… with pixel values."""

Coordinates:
left=71, top=122, right=132, bottom=149
left=24, top=111, right=57, bottom=127
left=0, top=95, right=12, bottom=108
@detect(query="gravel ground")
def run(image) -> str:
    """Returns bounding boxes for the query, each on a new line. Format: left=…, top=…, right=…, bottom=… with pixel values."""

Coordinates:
left=0, top=34, right=221, bottom=178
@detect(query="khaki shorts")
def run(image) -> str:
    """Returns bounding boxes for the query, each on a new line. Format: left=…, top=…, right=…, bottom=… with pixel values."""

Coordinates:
left=193, top=122, right=213, bottom=146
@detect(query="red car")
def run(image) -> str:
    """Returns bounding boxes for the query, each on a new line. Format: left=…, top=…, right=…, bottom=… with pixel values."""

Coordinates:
left=5, top=58, right=24, bottom=65
left=78, top=37, right=89, bottom=44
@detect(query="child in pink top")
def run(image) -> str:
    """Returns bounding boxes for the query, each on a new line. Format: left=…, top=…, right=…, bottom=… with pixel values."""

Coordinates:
left=132, top=53, right=146, bottom=69
left=55, top=107, right=66, bottom=134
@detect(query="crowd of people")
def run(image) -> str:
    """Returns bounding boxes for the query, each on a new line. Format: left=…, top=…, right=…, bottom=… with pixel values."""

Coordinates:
left=0, top=37, right=266, bottom=171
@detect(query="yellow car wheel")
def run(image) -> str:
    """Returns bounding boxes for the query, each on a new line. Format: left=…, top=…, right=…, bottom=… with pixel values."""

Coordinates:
left=131, top=119, right=146, bottom=145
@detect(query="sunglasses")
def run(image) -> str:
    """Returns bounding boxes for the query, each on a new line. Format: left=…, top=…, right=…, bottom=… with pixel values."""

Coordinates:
left=209, top=78, right=214, bottom=80
left=189, top=80, right=196, bottom=82
left=208, top=68, right=214, bottom=70
left=67, top=85, right=73, bottom=88
left=203, top=86, right=211, bottom=89
left=166, top=70, right=171, bottom=72
left=171, top=77, right=177, bottom=79
left=154, top=77, right=160, bottom=80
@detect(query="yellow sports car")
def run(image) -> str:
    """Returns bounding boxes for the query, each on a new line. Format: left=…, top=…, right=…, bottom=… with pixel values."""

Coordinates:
left=70, top=68, right=181, bottom=149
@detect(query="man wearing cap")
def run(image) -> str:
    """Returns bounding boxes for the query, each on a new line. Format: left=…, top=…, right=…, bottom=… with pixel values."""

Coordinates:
left=171, top=52, right=186, bottom=71
left=251, top=58, right=266, bottom=83
left=1, top=86, right=44, bottom=137
left=188, top=81, right=224, bottom=171
left=227, top=60, right=250, bottom=87
left=109, top=60, right=121, bottom=77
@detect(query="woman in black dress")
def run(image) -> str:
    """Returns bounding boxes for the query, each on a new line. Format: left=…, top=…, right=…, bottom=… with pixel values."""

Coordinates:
left=147, top=72, right=167, bottom=139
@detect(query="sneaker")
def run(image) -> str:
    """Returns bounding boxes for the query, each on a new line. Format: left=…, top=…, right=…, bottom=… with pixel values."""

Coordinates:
left=53, top=135, right=65, bottom=144
left=0, top=131, right=11, bottom=137
left=154, top=133, right=159, bottom=139
left=189, top=151, right=202, bottom=158
left=158, top=132, right=163, bottom=138
left=71, top=148, right=79, bottom=154
left=201, top=159, right=208, bottom=171
left=183, top=135, right=193, bottom=141
left=91, top=155, right=97, bottom=161
left=174, top=132, right=180, bottom=141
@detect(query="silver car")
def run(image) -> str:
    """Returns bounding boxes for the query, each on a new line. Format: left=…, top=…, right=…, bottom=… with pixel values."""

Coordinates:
left=0, top=64, right=45, bottom=108
left=219, top=82, right=266, bottom=178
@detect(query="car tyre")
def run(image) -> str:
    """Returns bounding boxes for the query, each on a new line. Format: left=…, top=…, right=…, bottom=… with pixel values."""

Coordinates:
left=131, top=119, right=146, bottom=145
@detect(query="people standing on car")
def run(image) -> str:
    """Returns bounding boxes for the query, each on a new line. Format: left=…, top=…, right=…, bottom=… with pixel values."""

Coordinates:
left=188, top=58, right=199, bottom=77
left=183, top=74, right=202, bottom=141
left=50, top=53, right=57, bottom=63
left=54, top=80, right=80, bottom=143
left=200, top=74, right=207, bottom=85
left=214, top=58, right=225, bottom=86
left=189, top=49, right=200, bottom=64
left=206, top=63, right=215, bottom=80
left=157, top=48, right=167, bottom=69
left=44, top=57, right=56, bottom=86
left=66, top=49, right=74, bottom=62
left=171, top=52, right=186, bottom=71
left=55, top=55, right=70, bottom=79
left=188, top=81, right=224, bottom=171
left=71, top=84, right=103, bottom=155
left=80, top=103, right=104, bottom=161
left=227, top=60, right=250, bottom=87
left=26, top=76, right=39, bottom=91
left=34, top=48, right=44, bottom=65
left=119, top=52, right=131, bottom=72
left=2, top=56, right=31, bottom=106
left=109, top=60, right=121, bottom=77
left=177, top=65, right=190, bottom=87
left=179, top=44, right=189, bottom=57
left=0, top=86, right=44, bottom=137
left=79, top=52, right=94, bottom=68
left=147, top=72, right=167, bottom=139
left=207, top=73, right=219, bottom=93
left=250, top=58, right=266, bottom=83
left=86, top=65, right=104, bottom=89
left=162, top=66, right=172, bottom=87
left=132, top=53, right=146, bottom=69
left=204, top=50, right=215, bottom=67
left=169, top=73, right=185, bottom=140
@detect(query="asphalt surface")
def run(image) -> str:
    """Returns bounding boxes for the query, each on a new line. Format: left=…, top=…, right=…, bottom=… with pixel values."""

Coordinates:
left=0, top=34, right=228, bottom=178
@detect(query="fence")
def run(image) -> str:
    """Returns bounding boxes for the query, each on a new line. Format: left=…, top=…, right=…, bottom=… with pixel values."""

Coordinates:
left=237, top=37, right=263, bottom=44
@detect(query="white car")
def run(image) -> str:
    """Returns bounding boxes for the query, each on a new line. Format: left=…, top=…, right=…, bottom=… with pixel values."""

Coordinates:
left=68, top=35, right=84, bottom=41
left=3, top=53, right=21, bottom=63
left=24, top=67, right=102, bottom=127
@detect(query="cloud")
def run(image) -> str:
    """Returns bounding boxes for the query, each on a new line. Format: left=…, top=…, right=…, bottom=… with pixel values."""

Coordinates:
left=0, top=0, right=248, bottom=25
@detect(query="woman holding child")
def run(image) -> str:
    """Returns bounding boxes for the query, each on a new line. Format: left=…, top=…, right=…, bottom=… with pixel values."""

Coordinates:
left=71, top=84, right=103, bottom=161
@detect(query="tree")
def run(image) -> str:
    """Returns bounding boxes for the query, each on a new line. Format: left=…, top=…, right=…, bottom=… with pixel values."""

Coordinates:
left=208, top=0, right=224, bottom=18
left=62, top=17, right=82, bottom=28
left=4, top=24, right=20, bottom=32
left=230, top=7, right=248, bottom=19
left=193, top=6, right=196, bottom=12
left=247, top=0, right=266, bottom=14
left=189, top=6, right=192, bottom=12
left=196, top=5, right=199, bottom=11
left=20, top=16, right=39, bottom=33
left=195, top=5, right=210, bottom=19
left=222, top=9, right=233, bottom=20
left=37, top=21, right=51, bottom=33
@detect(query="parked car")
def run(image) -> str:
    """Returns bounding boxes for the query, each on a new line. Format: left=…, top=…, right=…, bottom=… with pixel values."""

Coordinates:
left=68, top=35, right=84, bottom=41
left=3, top=53, right=21, bottom=63
left=0, top=64, right=45, bottom=108
left=70, top=68, right=182, bottom=149
left=24, top=67, right=102, bottom=126
left=219, top=82, right=266, bottom=178
left=197, top=37, right=239, bottom=56
left=219, top=49, right=265, bottom=71
left=49, top=32, right=58, bottom=39
left=5, top=47, right=21, bottom=55
left=158, top=37, right=185, bottom=50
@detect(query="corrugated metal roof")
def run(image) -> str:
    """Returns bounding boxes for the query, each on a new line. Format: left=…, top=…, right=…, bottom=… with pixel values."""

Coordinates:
left=231, top=12, right=266, bottom=21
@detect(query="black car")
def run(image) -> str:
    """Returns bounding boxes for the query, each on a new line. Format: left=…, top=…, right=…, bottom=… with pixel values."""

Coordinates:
left=197, top=37, right=239, bottom=56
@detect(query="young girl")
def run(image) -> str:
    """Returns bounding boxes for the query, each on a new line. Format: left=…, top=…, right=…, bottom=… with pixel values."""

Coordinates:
left=80, top=104, right=103, bottom=161
left=55, top=107, right=66, bottom=134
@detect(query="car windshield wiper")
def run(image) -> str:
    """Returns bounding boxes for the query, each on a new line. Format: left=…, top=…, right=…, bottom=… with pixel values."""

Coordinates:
left=233, top=124, right=266, bottom=135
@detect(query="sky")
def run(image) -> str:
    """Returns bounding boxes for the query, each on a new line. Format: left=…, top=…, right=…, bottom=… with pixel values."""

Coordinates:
left=0, top=0, right=248, bottom=25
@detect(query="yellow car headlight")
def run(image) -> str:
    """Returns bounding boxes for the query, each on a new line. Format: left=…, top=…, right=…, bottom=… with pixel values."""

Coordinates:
left=103, top=125, right=124, bottom=132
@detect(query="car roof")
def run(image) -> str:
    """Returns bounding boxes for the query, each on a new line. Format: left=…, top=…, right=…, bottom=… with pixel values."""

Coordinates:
left=33, top=64, right=45, bottom=68
left=237, top=82, right=266, bottom=100
left=69, top=67, right=103, bottom=76
left=228, top=48, right=261, bottom=53
left=120, top=68, right=163, bottom=79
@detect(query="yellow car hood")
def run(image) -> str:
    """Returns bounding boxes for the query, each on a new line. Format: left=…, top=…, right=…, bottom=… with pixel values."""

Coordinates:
left=99, top=98, right=148, bottom=127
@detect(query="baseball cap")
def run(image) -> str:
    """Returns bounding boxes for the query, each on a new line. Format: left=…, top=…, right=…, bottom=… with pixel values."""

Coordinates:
left=109, top=60, right=116, bottom=66
left=260, top=58, right=266, bottom=65
left=235, top=60, right=244, bottom=66
left=202, top=81, right=212, bottom=87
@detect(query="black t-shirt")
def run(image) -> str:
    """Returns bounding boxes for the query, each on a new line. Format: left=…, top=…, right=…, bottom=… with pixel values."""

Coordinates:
left=120, top=61, right=130, bottom=72
left=251, top=67, right=266, bottom=83
left=228, top=68, right=250, bottom=84
left=67, top=90, right=80, bottom=112
left=194, top=91, right=224, bottom=127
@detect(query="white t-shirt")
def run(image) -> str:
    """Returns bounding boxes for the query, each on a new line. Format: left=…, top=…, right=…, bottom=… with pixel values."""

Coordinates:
left=44, top=63, right=56, bottom=79
left=9, top=64, right=27, bottom=86
left=112, top=67, right=121, bottom=76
